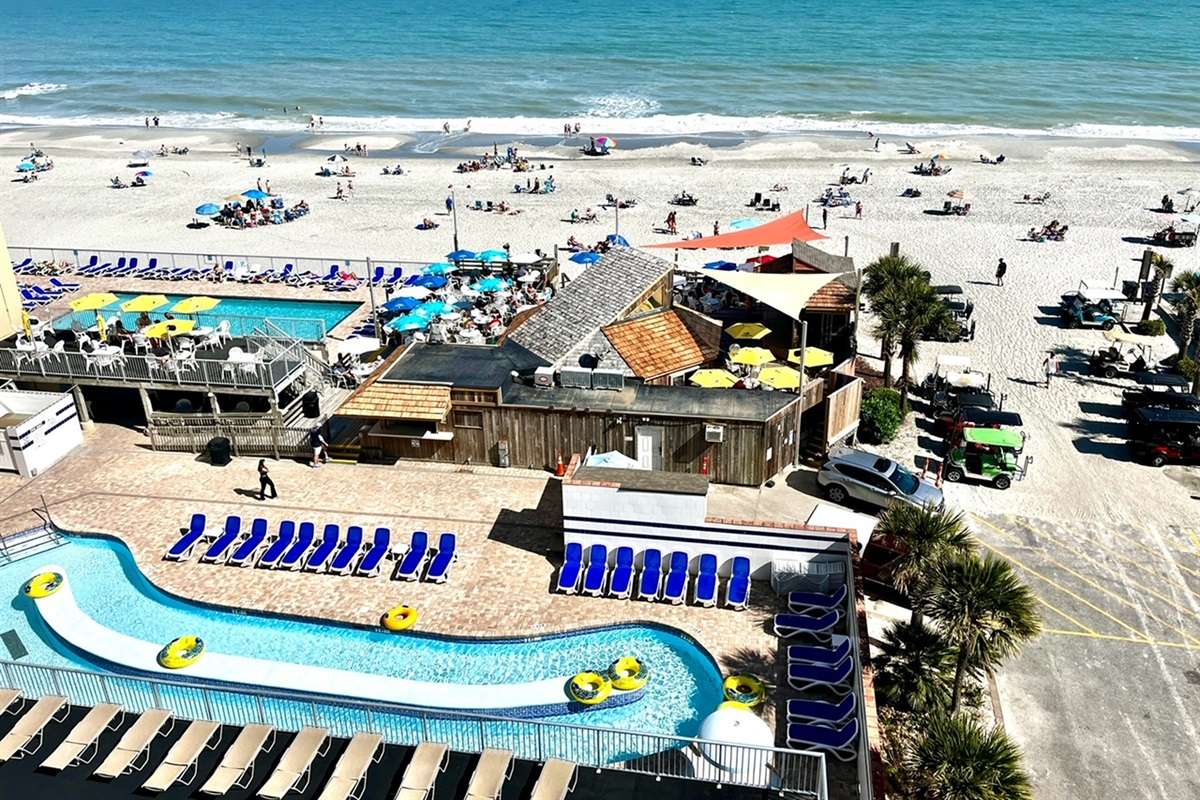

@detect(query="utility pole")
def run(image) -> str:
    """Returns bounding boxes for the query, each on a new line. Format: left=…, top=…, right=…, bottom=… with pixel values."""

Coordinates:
left=450, top=187, right=459, bottom=252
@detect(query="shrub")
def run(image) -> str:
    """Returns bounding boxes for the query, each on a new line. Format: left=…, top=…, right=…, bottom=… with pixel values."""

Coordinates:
left=860, top=387, right=904, bottom=444
left=1175, top=355, right=1197, bottom=382
left=1135, top=319, right=1167, bottom=337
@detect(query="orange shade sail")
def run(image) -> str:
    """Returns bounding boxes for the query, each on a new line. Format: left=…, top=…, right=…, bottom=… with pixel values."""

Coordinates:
left=644, top=208, right=826, bottom=249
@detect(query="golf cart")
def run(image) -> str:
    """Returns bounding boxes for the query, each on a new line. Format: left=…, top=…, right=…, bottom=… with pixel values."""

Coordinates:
left=1062, top=298, right=1118, bottom=330
left=918, top=355, right=983, bottom=399
left=1089, top=328, right=1159, bottom=379
left=1122, top=372, right=1200, bottom=414
left=1127, top=407, right=1200, bottom=466
left=928, top=285, right=977, bottom=342
left=1060, top=283, right=1128, bottom=330
left=940, top=405, right=1024, bottom=441
left=943, top=427, right=1030, bottom=490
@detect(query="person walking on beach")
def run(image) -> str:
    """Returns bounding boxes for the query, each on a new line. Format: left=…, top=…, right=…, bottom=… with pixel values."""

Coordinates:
left=822, top=206, right=828, bottom=229
left=153, top=116, right=159, bottom=127
left=144, top=117, right=150, bottom=128
left=347, top=179, right=355, bottom=198
left=855, top=201, right=863, bottom=219
left=335, top=181, right=345, bottom=201
left=1043, top=351, right=1060, bottom=388
left=995, top=258, right=1008, bottom=286
left=257, top=459, right=277, bottom=500
left=713, top=220, right=721, bottom=236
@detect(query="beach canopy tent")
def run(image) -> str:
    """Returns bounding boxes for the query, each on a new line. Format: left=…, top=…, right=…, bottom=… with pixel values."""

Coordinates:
left=646, top=208, right=825, bottom=249
left=676, top=267, right=840, bottom=321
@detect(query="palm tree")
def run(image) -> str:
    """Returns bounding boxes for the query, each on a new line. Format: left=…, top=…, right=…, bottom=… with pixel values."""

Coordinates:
left=907, top=713, right=1034, bottom=800
left=874, top=619, right=957, bottom=714
left=925, top=553, right=1043, bottom=712
left=1170, top=269, right=1200, bottom=359
left=863, top=254, right=927, bottom=387
left=1142, top=252, right=1175, bottom=321
left=889, top=278, right=959, bottom=409
left=874, top=503, right=975, bottom=623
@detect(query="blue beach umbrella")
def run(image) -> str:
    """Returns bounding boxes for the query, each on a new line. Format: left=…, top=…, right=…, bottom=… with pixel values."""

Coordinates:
left=243, top=189, right=269, bottom=199
left=195, top=203, right=220, bottom=215
left=415, top=274, right=449, bottom=290
left=473, top=277, right=508, bottom=293
left=478, top=249, right=508, bottom=262
left=136, top=170, right=153, bottom=178
left=415, top=300, right=450, bottom=317
left=705, top=260, right=737, bottom=271
left=446, top=249, right=476, bottom=261
left=607, top=234, right=630, bottom=246
left=16, top=162, right=34, bottom=171
left=386, top=314, right=429, bottom=333
left=570, top=251, right=601, bottom=264
left=382, top=296, right=421, bottom=313
left=423, top=262, right=458, bottom=276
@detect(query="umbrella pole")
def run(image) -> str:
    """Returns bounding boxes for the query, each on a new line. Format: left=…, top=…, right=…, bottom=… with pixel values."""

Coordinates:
left=366, top=256, right=381, bottom=346
left=793, top=320, right=807, bottom=467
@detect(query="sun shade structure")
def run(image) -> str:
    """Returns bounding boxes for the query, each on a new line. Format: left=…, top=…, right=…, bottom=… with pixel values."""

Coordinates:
left=69, top=292, right=119, bottom=312
left=119, top=294, right=170, bottom=313
left=690, top=369, right=739, bottom=388
left=726, top=322, right=771, bottom=340
left=730, top=347, right=775, bottom=367
left=679, top=269, right=841, bottom=321
left=171, top=296, right=221, bottom=314
left=788, top=346, right=835, bottom=368
left=758, top=365, right=805, bottom=389
left=143, top=319, right=196, bottom=338
left=645, top=207, right=825, bottom=249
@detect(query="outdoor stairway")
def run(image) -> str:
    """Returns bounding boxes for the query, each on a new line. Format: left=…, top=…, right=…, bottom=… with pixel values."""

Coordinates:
left=0, top=524, right=67, bottom=566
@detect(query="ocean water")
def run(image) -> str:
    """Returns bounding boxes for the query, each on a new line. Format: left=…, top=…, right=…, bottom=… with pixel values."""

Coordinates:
left=1, top=0, right=1198, bottom=141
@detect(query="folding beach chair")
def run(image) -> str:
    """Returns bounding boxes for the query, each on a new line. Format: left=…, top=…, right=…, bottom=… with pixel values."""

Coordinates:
left=786, top=694, right=857, bottom=725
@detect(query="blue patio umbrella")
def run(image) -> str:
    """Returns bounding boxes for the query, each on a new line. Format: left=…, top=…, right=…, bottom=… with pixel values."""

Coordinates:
left=446, top=249, right=476, bottom=261
left=195, top=203, right=220, bottom=215
left=415, top=300, right=449, bottom=317
left=385, top=314, right=429, bottom=332
left=705, top=260, right=737, bottom=270
left=570, top=251, right=601, bottom=264
left=136, top=170, right=153, bottom=178
left=473, top=277, right=508, bottom=293
left=478, top=249, right=508, bottom=262
left=607, top=234, right=630, bottom=246
left=242, top=189, right=269, bottom=200
left=423, top=262, right=458, bottom=276
left=16, top=162, right=34, bottom=171
left=382, top=296, right=420, bottom=313
left=416, top=274, right=449, bottom=290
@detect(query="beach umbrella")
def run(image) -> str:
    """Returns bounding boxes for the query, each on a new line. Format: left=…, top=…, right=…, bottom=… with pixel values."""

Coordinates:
left=569, top=251, right=601, bottom=264
left=171, top=296, right=221, bottom=315
left=758, top=365, right=804, bottom=390
left=326, top=154, right=349, bottom=162
left=946, top=189, right=974, bottom=200
left=1177, top=187, right=1196, bottom=197
left=690, top=369, right=739, bottom=388
left=20, top=311, right=33, bottom=339
left=340, top=337, right=383, bottom=356
left=132, top=149, right=153, bottom=159
left=396, top=286, right=432, bottom=300
left=509, top=253, right=542, bottom=265
left=195, top=203, right=220, bottom=215
left=385, top=314, right=429, bottom=333
left=595, top=137, right=616, bottom=149
left=143, top=319, right=196, bottom=338
left=932, top=154, right=948, bottom=161
left=787, top=346, right=835, bottom=368
left=518, top=270, right=541, bottom=283
left=382, top=296, right=421, bottom=313
left=478, top=249, right=508, bottom=262
left=473, top=277, right=507, bottom=293
left=730, top=347, right=775, bottom=367
left=705, top=260, right=737, bottom=271
left=415, top=274, right=448, bottom=290
left=16, top=162, right=35, bottom=171
left=223, top=193, right=246, bottom=203
left=446, top=249, right=477, bottom=261
left=727, top=322, right=771, bottom=341
left=243, top=189, right=269, bottom=200
left=95, top=313, right=107, bottom=341
left=70, top=292, right=119, bottom=312
left=120, top=294, right=169, bottom=313
left=423, top=262, right=458, bottom=276
left=729, top=218, right=763, bottom=230
left=607, top=234, right=630, bottom=247
left=415, top=300, right=449, bottom=317
left=136, top=171, right=153, bottom=178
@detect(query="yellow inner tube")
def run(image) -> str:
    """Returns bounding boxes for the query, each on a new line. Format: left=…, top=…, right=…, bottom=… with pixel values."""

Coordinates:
left=569, top=672, right=613, bottom=705
left=158, top=636, right=205, bottom=669
left=718, top=700, right=751, bottom=712
left=607, top=656, right=649, bottom=691
left=382, top=605, right=418, bottom=631
left=723, top=674, right=766, bottom=707
left=23, top=571, right=64, bottom=599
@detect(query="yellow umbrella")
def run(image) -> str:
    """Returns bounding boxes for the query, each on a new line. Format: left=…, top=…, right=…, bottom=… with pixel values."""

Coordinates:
left=758, top=365, right=805, bottom=390
left=120, top=294, right=170, bottom=313
left=69, top=292, right=118, bottom=312
left=730, top=347, right=775, bottom=367
left=20, top=311, right=33, bottom=339
left=726, top=322, right=771, bottom=341
left=689, top=369, right=739, bottom=388
left=171, top=296, right=221, bottom=315
left=787, top=347, right=835, bottom=368
left=143, top=319, right=196, bottom=338
left=95, top=313, right=107, bottom=341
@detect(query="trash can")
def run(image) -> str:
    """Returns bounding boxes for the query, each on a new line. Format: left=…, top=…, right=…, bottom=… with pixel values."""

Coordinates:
left=302, top=390, right=320, bottom=418
left=208, top=437, right=232, bottom=467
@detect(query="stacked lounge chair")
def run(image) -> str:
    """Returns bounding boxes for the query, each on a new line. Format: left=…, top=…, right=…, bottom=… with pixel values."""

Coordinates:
left=141, top=719, right=222, bottom=792
left=555, top=542, right=583, bottom=594
left=581, top=544, right=608, bottom=596
left=197, top=723, right=275, bottom=795
left=394, top=741, right=449, bottom=800
left=725, top=556, right=751, bottom=610
left=788, top=659, right=855, bottom=694
left=93, top=707, right=174, bottom=778
left=0, top=695, right=68, bottom=762
left=786, top=719, right=859, bottom=761
left=256, top=726, right=330, bottom=799
left=789, top=584, right=848, bottom=613
left=279, top=522, right=316, bottom=570
left=773, top=610, right=840, bottom=639
left=787, top=635, right=851, bottom=667
left=314, top=731, right=383, bottom=800
left=787, top=694, right=857, bottom=725
left=40, top=703, right=124, bottom=771
left=607, top=546, right=635, bottom=599
left=637, top=549, right=663, bottom=601
left=693, top=553, right=718, bottom=607
left=425, top=532, right=457, bottom=583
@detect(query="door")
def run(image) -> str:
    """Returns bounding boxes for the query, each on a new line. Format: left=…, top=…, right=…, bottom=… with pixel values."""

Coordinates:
left=635, top=426, right=663, bottom=471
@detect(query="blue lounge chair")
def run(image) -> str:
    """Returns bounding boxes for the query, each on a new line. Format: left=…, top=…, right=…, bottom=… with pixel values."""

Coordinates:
left=725, top=556, right=751, bottom=610
left=49, top=277, right=81, bottom=292
left=774, top=611, right=840, bottom=639
left=229, top=518, right=269, bottom=566
left=330, top=525, right=365, bottom=575
left=789, top=585, right=848, bottom=614
left=637, top=549, right=663, bottom=601
left=200, top=516, right=242, bottom=564
left=279, top=522, right=315, bottom=570
left=693, top=553, right=718, bottom=607
left=356, top=528, right=391, bottom=577
left=582, top=544, right=609, bottom=596
left=662, top=551, right=690, bottom=605
left=787, top=694, right=857, bottom=725
left=786, top=719, right=859, bottom=761
left=608, top=546, right=634, bottom=599
left=12, top=257, right=32, bottom=271
left=258, top=521, right=297, bottom=569
left=787, top=635, right=851, bottom=667
left=20, top=289, right=51, bottom=307
left=165, top=514, right=210, bottom=561
left=556, top=542, right=583, bottom=594
left=32, top=284, right=65, bottom=299
left=367, top=266, right=385, bottom=285
left=395, top=531, right=429, bottom=581
left=425, top=532, right=457, bottom=583
left=385, top=267, right=404, bottom=286
left=787, top=660, right=855, bottom=694
left=306, top=524, right=340, bottom=572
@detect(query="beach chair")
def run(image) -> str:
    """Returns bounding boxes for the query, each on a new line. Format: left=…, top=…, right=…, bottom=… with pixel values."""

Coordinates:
left=394, top=741, right=449, bottom=800
left=530, top=758, right=577, bottom=800
left=92, top=707, right=174, bottom=778
left=0, top=695, right=68, bottom=762
left=788, top=585, right=848, bottom=614
left=19, top=289, right=51, bottom=307
left=306, top=524, right=341, bottom=572
left=637, top=548, right=663, bottom=601
left=48, top=277, right=80, bottom=292
left=425, top=532, right=457, bottom=583
left=395, top=530, right=429, bottom=581
left=725, top=556, right=750, bottom=610
left=166, top=513, right=212, bottom=561
left=385, top=267, right=404, bottom=286
left=256, top=726, right=329, bottom=800
left=329, top=525, right=365, bottom=575
left=787, top=659, right=855, bottom=694
left=464, top=748, right=513, bottom=800
left=662, top=551, right=690, bottom=605
left=774, top=611, right=840, bottom=639
left=279, top=522, right=315, bottom=570
left=693, top=553, right=718, bottom=607
left=314, top=731, right=384, bottom=800
left=200, top=516, right=243, bottom=564
left=229, top=518, right=269, bottom=567
left=142, top=719, right=222, bottom=792
left=787, top=694, right=857, bottom=726
left=198, top=723, right=275, bottom=795
left=258, top=521, right=297, bottom=569
left=555, top=541, right=583, bottom=594
left=0, top=689, right=22, bottom=715
left=785, top=719, right=859, bottom=761
left=608, top=546, right=634, bottom=599
left=582, top=544, right=609, bottom=596
left=356, top=527, right=392, bottom=577
left=788, top=635, right=851, bottom=667
left=366, top=266, right=385, bottom=285
left=40, top=703, right=124, bottom=771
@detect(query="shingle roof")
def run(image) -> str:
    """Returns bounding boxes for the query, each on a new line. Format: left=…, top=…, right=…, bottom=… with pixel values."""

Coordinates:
left=792, top=240, right=856, bottom=275
left=337, top=382, right=451, bottom=421
left=806, top=278, right=857, bottom=312
left=508, top=247, right=674, bottom=366
left=602, top=308, right=721, bottom=380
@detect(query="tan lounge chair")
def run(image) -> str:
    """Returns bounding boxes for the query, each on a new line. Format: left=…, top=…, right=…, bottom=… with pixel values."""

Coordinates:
left=256, top=725, right=330, bottom=799
left=464, top=748, right=513, bottom=800
left=393, top=741, right=449, bottom=800
left=0, top=688, right=22, bottom=716
left=530, top=758, right=578, bottom=800
left=40, top=703, right=124, bottom=771
left=93, top=707, right=174, bottom=778
left=199, top=723, right=276, bottom=795
left=142, top=719, right=223, bottom=792
left=315, top=732, right=384, bottom=800
left=0, top=694, right=68, bottom=762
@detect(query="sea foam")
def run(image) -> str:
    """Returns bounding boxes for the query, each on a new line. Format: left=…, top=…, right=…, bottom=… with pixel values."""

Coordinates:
left=1, top=83, right=67, bottom=101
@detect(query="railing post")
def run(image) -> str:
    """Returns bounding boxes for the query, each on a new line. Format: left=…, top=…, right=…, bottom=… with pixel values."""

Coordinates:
left=152, top=682, right=161, bottom=709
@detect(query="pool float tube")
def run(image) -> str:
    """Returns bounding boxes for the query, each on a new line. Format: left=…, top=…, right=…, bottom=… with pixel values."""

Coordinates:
left=23, top=571, right=64, bottom=599
left=607, top=656, right=649, bottom=691
left=158, top=636, right=205, bottom=669
left=723, top=674, right=766, bottom=707
left=381, top=605, right=418, bottom=631
left=568, top=672, right=613, bottom=705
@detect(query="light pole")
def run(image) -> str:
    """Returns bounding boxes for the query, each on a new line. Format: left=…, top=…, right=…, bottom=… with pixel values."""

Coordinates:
left=450, top=186, right=459, bottom=252
left=614, top=197, right=620, bottom=238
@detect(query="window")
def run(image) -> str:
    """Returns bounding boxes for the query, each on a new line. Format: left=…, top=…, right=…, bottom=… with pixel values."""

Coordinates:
left=453, top=410, right=483, bottom=429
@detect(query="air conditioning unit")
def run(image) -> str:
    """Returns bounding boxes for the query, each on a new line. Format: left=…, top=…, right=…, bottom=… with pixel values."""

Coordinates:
left=533, top=366, right=555, bottom=389
left=705, top=425, right=725, bottom=443
left=559, top=367, right=592, bottom=389
left=591, top=368, right=625, bottom=391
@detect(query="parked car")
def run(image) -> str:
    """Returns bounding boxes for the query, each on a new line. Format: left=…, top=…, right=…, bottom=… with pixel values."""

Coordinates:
left=817, top=447, right=944, bottom=510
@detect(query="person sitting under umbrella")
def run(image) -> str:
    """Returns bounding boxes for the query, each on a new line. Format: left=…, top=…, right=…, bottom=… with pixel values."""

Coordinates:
left=132, top=174, right=146, bottom=187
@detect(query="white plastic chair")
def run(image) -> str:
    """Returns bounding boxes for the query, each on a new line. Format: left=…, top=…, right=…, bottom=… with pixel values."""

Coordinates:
left=216, top=320, right=232, bottom=345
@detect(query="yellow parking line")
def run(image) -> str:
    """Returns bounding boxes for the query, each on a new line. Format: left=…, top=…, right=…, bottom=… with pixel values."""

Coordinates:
left=1031, top=600, right=1099, bottom=634
left=1113, top=522, right=1200, bottom=568
left=1192, top=529, right=1200, bottom=556
left=1042, top=629, right=1200, bottom=650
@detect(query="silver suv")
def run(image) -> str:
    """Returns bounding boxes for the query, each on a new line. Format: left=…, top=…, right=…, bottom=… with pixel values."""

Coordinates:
left=817, top=447, right=945, bottom=510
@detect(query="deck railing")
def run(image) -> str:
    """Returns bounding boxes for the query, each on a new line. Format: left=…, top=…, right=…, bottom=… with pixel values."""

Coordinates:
left=49, top=307, right=329, bottom=343
left=0, top=658, right=826, bottom=798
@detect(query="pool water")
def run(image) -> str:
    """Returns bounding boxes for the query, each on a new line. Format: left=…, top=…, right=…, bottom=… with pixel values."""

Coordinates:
left=0, top=535, right=724, bottom=739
